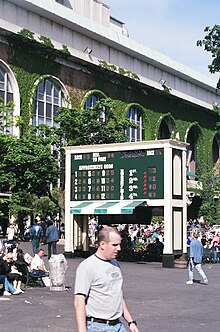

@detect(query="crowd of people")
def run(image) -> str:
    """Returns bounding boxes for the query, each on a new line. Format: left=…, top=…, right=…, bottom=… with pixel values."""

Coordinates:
left=0, top=237, right=50, bottom=296
left=187, top=219, right=220, bottom=263
left=118, top=222, right=164, bottom=262
left=88, top=219, right=165, bottom=262
left=0, top=216, right=62, bottom=296
left=88, top=218, right=220, bottom=264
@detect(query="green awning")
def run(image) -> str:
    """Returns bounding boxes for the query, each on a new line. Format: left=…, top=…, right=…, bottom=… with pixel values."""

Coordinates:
left=94, top=201, right=119, bottom=214
left=70, top=200, right=146, bottom=215
left=121, top=201, right=145, bottom=214
left=70, top=201, right=94, bottom=214
left=186, top=171, right=199, bottom=179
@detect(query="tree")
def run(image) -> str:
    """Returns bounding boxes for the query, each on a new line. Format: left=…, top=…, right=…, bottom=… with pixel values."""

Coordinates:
left=3, top=128, right=58, bottom=195
left=56, top=97, right=132, bottom=146
left=0, top=98, right=15, bottom=134
left=197, top=25, right=220, bottom=88
left=0, top=127, right=60, bottom=221
left=0, top=97, right=133, bottom=223
left=198, top=171, right=220, bottom=224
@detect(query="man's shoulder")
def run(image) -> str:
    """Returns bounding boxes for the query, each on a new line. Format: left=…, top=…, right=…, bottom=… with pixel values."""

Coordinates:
left=77, top=254, right=97, bottom=269
left=191, top=239, right=202, bottom=247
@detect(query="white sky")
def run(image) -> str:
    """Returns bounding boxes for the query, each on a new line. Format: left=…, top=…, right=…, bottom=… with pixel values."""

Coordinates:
left=106, top=0, right=220, bottom=82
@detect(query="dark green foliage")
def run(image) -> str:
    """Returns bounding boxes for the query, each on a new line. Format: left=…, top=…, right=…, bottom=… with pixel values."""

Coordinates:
left=0, top=127, right=58, bottom=195
left=60, top=45, right=71, bottom=55
left=56, top=97, right=132, bottom=145
left=198, top=170, right=220, bottom=224
left=18, top=28, right=35, bottom=40
left=197, top=25, right=220, bottom=88
left=0, top=126, right=61, bottom=218
left=38, top=36, right=54, bottom=49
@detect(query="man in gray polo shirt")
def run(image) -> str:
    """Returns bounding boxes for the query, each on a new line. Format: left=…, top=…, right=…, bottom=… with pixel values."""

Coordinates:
left=74, top=226, right=139, bottom=332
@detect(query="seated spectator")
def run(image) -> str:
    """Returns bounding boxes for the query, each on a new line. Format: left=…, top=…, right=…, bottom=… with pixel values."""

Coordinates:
left=204, top=240, right=212, bottom=249
left=14, top=249, right=30, bottom=284
left=201, top=235, right=207, bottom=246
left=154, top=237, right=164, bottom=255
left=212, top=232, right=220, bottom=245
left=211, top=241, right=219, bottom=263
left=30, top=249, right=49, bottom=277
left=60, top=223, right=65, bottom=239
left=3, top=252, right=24, bottom=293
left=0, top=254, right=22, bottom=296
left=148, top=237, right=164, bottom=261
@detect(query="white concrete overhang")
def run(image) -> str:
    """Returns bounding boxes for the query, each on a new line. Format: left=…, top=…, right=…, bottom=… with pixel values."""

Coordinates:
left=3, top=0, right=220, bottom=112
left=6, top=0, right=218, bottom=92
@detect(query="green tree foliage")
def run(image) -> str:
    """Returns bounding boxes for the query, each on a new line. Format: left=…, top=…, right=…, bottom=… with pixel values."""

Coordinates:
left=0, top=127, right=60, bottom=219
left=3, top=127, right=58, bottom=195
left=56, top=97, right=132, bottom=145
left=197, top=25, right=220, bottom=88
left=0, top=98, right=15, bottom=134
left=198, top=171, right=220, bottom=224
left=32, top=188, right=60, bottom=218
left=0, top=97, right=133, bottom=220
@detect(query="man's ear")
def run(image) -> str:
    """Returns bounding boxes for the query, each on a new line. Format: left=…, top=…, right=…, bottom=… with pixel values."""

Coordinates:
left=99, top=240, right=106, bottom=250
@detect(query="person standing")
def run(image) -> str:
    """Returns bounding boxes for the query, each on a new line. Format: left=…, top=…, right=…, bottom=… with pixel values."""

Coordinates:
left=186, top=232, right=208, bottom=285
left=74, top=226, right=139, bottom=332
left=45, top=221, right=60, bottom=259
left=29, top=220, right=43, bottom=255
left=6, top=223, right=16, bottom=241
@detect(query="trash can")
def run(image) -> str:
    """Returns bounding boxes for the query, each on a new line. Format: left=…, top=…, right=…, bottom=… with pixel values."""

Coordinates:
left=48, top=253, right=68, bottom=291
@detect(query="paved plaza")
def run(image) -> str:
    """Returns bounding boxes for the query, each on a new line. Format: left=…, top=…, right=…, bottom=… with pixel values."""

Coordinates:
left=1, top=241, right=220, bottom=332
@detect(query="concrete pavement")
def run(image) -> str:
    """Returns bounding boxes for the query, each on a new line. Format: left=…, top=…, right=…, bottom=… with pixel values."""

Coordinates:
left=1, top=240, right=220, bottom=332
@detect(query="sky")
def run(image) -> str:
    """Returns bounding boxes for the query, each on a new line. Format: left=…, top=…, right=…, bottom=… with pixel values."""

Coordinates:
left=105, top=0, right=220, bottom=82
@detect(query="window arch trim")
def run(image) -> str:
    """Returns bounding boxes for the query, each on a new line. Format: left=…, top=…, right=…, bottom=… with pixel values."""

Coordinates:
left=125, top=103, right=144, bottom=142
left=81, top=90, right=107, bottom=110
left=0, top=59, right=20, bottom=137
left=154, top=113, right=176, bottom=140
left=31, top=75, right=68, bottom=127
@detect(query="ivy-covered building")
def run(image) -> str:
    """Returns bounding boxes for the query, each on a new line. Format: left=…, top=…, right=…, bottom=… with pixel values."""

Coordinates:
left=0, top=0, right=220, bottom=220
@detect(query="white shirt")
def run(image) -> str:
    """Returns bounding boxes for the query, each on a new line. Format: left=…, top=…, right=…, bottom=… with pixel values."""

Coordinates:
left=31, top=254, right=45, bottom=271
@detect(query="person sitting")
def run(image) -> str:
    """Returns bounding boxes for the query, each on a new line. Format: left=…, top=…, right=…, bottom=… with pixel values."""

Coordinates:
left=211, top=241, right=219, bottom=263
left=0, top=254, right=22, bottom=295
left=60, top=223, right=65, bottom=239
left=14, top=248, right=30, bottom=285
left=3, top=252, right=24, bottom=293
left=30, top=249, right=49, bottom=278
left=204, top=240, right=212, bottom=249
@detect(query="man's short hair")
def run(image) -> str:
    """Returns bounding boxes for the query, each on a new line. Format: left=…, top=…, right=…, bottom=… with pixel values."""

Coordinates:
left=97, top=226, right=120, bottom=244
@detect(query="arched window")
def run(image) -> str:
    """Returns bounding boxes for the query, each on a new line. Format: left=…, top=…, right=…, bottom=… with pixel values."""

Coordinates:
left=186, top=127, right=200, bottom=179
left=126, top=106, right=143, bottom=142
left=158, top=118, right=172, bottom=139
left=33, top=78, right=66, bottom=128
left=213, top=135, right=220, bottom=175
left=0, top=67, right=14, bottom=135
left=84, top=94, right=100, bottom=110
left=84, top=93, right=105, bottom=122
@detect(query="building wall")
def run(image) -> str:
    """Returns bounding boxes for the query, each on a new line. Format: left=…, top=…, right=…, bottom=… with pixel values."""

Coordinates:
left=0, top=0, right=219, bottom=174
left=0, top=0, right=219, bottom=110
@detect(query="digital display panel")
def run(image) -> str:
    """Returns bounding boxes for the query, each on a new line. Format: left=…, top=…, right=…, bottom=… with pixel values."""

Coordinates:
left=71, top=148, right=164, bottom=201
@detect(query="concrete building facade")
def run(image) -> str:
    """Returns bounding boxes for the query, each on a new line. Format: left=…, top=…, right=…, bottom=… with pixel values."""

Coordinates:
left=0, top=0, right=220, bottom=261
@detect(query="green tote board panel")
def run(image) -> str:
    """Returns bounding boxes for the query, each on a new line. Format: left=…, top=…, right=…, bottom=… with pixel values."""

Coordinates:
left=71, top=148, right=164, bottom=201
